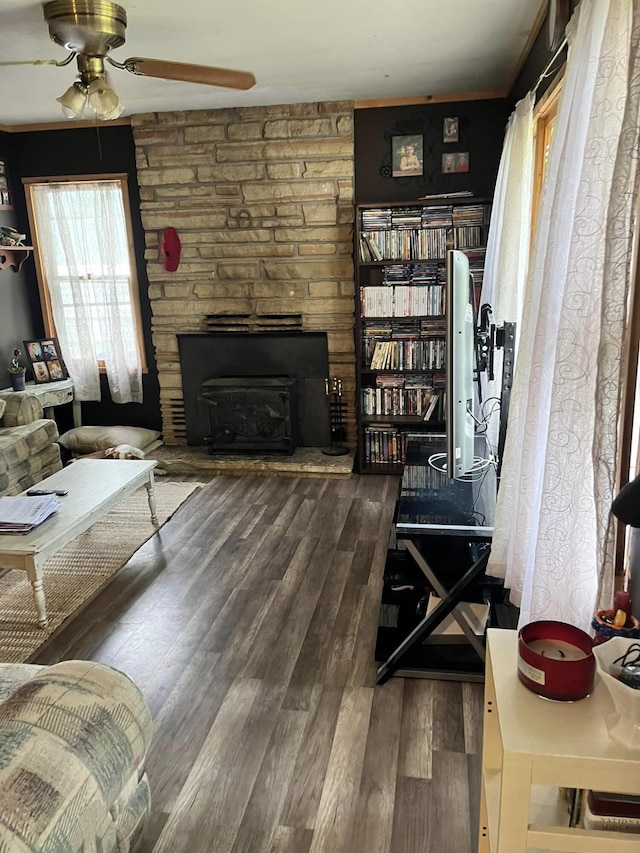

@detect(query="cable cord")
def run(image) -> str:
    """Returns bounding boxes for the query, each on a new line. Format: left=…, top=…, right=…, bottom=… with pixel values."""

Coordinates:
left=427, top=452, right=494, bottom=481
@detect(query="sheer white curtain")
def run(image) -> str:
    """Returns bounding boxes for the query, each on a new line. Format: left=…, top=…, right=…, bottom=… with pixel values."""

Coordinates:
left=479, top=92, right=535, bottom=450
left=30, top=181, right=142, bottom=404
left=488, top=0, right=640, bottom=631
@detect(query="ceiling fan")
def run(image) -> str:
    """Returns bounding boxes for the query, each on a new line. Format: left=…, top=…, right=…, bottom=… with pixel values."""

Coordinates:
left=3, top=0, right=256, bottom=120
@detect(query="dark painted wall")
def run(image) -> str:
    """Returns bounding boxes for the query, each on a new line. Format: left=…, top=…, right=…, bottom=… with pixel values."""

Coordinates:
left=354, top=99, right=511, bottom=204
left=11, top=125, right=160, bottom=433
left=0, top=132, right=39, bottom=381
left=510, top=0, right=580, bottom=104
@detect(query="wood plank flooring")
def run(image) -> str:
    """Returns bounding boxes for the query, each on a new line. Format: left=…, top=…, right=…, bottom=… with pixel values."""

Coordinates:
left=34, top=472, right=484, bottom=853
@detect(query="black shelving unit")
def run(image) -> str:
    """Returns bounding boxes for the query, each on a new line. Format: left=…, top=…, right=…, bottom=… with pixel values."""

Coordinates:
left=355, top=198, right=491, bottom=473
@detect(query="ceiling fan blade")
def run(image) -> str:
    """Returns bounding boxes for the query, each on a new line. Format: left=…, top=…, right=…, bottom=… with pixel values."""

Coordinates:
left=0, top=56, right=76, bottom=68
left=122, top=57, right=256, bottom=90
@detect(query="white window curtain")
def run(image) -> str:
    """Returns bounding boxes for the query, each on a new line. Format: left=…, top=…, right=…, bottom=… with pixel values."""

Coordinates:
left=479, top=92, right=535, bottom=450
left=30, top=181, right=143, bottom=404
left=488, top=0, right=640, bottom=632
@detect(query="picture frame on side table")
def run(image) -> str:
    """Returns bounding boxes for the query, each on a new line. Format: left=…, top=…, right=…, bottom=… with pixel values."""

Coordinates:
left=23, top=337, right=68, bottom=383
left=392, top=134, right=424, bottom=177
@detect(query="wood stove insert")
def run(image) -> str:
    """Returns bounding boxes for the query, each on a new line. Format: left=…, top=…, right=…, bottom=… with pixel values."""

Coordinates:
left=199, top=377, right=298, bottom=455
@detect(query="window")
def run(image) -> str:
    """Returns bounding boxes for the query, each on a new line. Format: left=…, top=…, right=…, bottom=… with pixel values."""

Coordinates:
left=531, top=74, right=562, bottom=240
left=617, top=193, right=640, bottom=579
left=24, top=176, right=145, bottom=404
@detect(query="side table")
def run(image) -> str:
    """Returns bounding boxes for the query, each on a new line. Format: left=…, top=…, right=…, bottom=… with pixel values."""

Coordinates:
left=480, top=628, right=640, bottom=852
left=2, top=379, right=81, bottom=428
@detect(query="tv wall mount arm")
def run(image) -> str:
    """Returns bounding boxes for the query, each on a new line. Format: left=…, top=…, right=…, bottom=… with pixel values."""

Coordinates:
left=475, top=303, right=516, bottom=475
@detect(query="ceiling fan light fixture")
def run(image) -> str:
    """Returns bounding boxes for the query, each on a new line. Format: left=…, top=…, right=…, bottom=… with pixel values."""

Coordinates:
left=56, top=81, right=88, bottom=118
left=86, top=76, right=123, bottom=119
left=17, top=0, right=256, bottom=121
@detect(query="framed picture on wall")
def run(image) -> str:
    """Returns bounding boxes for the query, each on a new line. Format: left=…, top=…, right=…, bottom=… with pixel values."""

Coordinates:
left=0, top=160, right=11, bottom=210
left=443, top=117, right=459, bottom=143
left=391, top=134, right=424, bottom=177
left=442, top=152, right=470, bottom=173
left=23, top=338, right=68, bottom=384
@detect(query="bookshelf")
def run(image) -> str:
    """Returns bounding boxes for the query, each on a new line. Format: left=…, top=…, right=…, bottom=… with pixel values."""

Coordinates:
left=355, top=198, right=491, bottom=474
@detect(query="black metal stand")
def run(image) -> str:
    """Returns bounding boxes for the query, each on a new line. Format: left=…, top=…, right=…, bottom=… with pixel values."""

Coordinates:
left=376, top=543, right=491, bottom=684
left=322, top=377, right=349, bottom=456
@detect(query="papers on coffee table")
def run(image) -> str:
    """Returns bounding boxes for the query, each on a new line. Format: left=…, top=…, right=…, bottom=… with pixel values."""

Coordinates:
left=0, top=495, right=61, bottom=533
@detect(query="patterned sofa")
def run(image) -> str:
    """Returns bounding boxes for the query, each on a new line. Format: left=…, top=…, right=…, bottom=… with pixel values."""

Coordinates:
left=0, top=390, right=62, bottom=495
left=0, top=660, right=153, bottom=852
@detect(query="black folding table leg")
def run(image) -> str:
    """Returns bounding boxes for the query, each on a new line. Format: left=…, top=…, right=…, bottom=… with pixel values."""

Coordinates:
left=376, top=548, right=490, bottom=684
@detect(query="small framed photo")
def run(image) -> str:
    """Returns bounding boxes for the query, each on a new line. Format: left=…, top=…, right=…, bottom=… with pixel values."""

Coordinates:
left=0, top=159, right=10, bottom=210
left=443, top=117, right=459, bottom=143
left=23, top=338, right=68, bottom=383
left=392, top=134, right=424, bottom=177
left=442, top=152, right=470, bottom=174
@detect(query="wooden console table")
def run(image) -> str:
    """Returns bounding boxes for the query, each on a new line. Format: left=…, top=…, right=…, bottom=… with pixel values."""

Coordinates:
left=480, top=628, right=640, bottom=852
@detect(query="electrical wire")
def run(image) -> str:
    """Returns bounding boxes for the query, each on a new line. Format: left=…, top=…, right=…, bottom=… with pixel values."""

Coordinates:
left=427, top=452, right=493, bottom=481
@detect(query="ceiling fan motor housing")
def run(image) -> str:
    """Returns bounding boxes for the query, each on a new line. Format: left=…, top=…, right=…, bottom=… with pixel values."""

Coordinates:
left=43, top=0, right=127, bottom=56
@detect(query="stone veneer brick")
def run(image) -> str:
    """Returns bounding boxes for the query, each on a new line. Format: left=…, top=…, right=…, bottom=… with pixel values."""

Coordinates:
left=132, top=100, right=355, bottom=446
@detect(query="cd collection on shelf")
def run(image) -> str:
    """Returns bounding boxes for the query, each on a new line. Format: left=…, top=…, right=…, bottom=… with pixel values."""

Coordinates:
left=363, top=426, right=408, bottom=466
left=362, top=386, right=441, bottom=418
left=360, top=284, right=445, bottom=318
left=359, top=204, right=487, bottom=262
left=367, top=338, right=445, bottom=371
left=356, top=199, right=490, bottom=473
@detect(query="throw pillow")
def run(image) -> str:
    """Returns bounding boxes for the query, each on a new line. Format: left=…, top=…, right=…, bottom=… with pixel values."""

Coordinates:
left=0, top=399, right=6, bottom=422
left=58, top=425, right=161, bottom=455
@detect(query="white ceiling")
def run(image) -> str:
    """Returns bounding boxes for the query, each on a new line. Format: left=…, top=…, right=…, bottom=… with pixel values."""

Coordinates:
left=0, top=0, right=544, bottom=127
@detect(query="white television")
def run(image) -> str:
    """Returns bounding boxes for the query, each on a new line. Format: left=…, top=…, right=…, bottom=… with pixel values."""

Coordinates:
left=445, top=249, right=476, bottom=479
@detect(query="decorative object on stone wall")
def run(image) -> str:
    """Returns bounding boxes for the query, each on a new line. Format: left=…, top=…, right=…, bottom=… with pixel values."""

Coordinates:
left=23, top=338, right=68, bottom=384
left=234, top=209, right=253, bottom=229
left=161, top=227, right=181, bottom=272
left=379, top=164, right=392, bottom=178
left=391, top=134, right=424, bottom=177
left=443, top=117, right=459, bottom=143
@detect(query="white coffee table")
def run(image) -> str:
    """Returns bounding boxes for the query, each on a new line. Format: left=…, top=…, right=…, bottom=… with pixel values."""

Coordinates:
left=0, top=459, right=158, bottom=630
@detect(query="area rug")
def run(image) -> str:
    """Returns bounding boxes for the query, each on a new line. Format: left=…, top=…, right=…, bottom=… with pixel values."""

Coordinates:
left=0, top=481, right=202, bottom=664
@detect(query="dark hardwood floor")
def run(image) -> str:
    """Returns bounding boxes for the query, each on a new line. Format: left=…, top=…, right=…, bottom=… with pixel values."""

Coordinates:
left=34, top=472, right=483, bottom=853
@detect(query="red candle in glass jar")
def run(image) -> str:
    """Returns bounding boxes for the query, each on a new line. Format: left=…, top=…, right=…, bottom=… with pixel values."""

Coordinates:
left=518, top=621, right=595, bottom=701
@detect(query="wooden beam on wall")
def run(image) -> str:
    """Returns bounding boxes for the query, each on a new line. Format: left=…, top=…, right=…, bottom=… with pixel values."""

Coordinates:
left=0, top=117, right=131, bottom=133
left=354, top=91, right=508, bottom=110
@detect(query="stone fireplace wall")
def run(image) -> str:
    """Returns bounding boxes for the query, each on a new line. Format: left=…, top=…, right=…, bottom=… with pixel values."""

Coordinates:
left=131, top=101, right=355, bottom=445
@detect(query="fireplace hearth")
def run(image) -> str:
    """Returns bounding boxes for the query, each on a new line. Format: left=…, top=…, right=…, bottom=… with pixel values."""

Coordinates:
left=199, top=377, right=298, bottom=454
left=178, top=332, right=331, bottom=451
